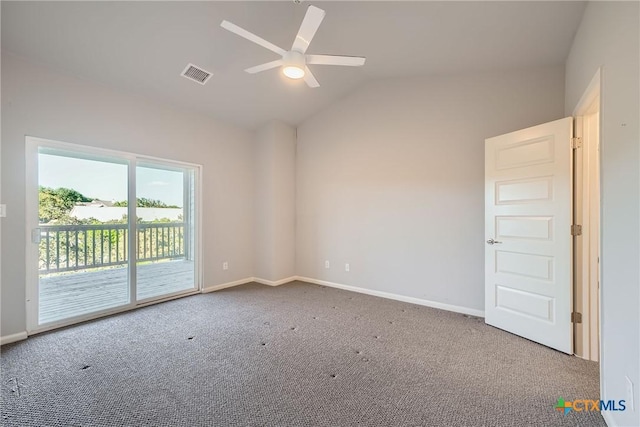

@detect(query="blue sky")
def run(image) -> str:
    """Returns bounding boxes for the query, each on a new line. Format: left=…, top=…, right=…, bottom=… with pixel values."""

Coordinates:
left=39, top=153, right=184, bottom=207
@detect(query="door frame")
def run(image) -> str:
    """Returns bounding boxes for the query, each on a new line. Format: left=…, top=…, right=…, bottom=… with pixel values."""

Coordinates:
left=571, top=69, right=602, bottom=363
left=25, top=136, right=203, bottom=335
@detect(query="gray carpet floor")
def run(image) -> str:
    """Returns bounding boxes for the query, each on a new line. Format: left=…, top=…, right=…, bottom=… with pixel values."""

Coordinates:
left=1, top=281, right=604, bottom=426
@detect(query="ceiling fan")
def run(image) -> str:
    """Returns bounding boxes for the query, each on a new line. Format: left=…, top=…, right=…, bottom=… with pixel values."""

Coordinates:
left=221, top=5, right=365, bottom=88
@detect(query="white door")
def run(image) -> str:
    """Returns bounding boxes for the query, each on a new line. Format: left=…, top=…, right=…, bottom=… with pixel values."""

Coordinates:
left=485, top=117, right=573, bottom=354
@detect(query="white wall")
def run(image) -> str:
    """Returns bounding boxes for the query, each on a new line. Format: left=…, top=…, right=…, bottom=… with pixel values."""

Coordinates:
left=566, top=2, right=639, bottom=426
left=1, top=53, right=255, bottom=337
left=253, top=120, right=296, bottom=282
left=296, top=66, right=565, bottom=312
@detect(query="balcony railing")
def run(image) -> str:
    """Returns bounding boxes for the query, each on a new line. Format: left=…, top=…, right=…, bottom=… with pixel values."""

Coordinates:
left=39, top=222, right=186, bottom=274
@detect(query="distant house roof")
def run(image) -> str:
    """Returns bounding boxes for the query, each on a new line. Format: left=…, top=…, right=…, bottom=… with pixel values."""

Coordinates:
left=76, top=200, right=116, bottom=207
left=69, top=206, right=183, bottom=222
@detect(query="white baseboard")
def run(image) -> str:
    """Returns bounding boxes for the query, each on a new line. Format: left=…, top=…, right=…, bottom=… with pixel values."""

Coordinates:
left=1, top=331, right=28, bottom=346
left=201, top=277, right=254, bottom=293
left=295, top=276, right=485, bottom=318
left=254, top=276, right=297, bottom=287
left=201, top=276, right=297, bottom=293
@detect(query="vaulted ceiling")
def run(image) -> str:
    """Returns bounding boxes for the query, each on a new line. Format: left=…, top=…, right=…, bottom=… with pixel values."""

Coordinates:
left=1, top=1, right=586, bottom=129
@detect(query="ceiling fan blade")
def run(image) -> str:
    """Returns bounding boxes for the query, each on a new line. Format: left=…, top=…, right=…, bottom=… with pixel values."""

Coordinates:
left=306, top=55, right=366, bottom=66
left=221, top=20, right=286, bottom=56
left=303, top=67, right=320, bottom=88
left=245, top=60, right=283, bottom=74
left=291, top=5, right=326, bottom=54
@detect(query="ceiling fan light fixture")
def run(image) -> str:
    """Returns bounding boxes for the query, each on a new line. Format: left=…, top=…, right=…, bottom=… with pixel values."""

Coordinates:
left=283, top=65, right=305, bottom=79
left=282, top=50, right=306, bottom=79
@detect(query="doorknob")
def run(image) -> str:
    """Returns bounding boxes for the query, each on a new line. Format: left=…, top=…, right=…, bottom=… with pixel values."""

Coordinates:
left=486, top=238, right=502, bottom=245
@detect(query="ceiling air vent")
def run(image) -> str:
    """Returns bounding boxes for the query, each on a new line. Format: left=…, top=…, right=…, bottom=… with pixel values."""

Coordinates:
left=181, top=63, right=212, bottom=85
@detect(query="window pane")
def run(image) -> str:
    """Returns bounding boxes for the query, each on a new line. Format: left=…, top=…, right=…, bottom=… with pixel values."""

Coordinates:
left=135, top=162, right=197, bottom=301
left=37, top=148, right=130, bottom=324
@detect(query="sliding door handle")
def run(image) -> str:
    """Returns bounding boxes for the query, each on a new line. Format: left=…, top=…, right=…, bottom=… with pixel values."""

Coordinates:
left=31, top=228, right=42, bottom=244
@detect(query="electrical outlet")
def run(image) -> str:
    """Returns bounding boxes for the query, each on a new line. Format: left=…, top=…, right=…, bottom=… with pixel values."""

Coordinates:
left=626, top=376, right=634, bottom=411
left=345, top=263, right=350, bottom=272
left=222, top=262, right=228, bottom=271
left=325, top=260, right=330, bottom=269
left=0, top=204, right=6, bottom=218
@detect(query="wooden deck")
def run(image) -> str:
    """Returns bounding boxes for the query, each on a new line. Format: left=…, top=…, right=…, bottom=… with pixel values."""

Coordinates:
left=39, top=260, right=195, bottom=324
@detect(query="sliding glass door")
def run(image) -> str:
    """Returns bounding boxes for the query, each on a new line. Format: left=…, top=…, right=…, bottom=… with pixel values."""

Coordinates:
left=36, top=147, right=131, bottom=325
left=27, top=138, right=200, bottom=330
left=135, top=162, right=197, bottom=301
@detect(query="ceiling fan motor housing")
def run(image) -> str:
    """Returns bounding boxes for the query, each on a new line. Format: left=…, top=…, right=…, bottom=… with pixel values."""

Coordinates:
left=283, top=50, right=306, bottom=79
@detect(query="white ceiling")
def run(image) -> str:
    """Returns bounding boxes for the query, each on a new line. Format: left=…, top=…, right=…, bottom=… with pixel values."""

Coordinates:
left=1, top=1, right=586, bottom=129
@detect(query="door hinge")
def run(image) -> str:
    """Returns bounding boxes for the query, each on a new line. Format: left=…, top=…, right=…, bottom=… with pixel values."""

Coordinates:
left=571, top=137, right=583, bottom=149
left=571, top=224, right=582, bottom=236
left=571, top=312, right=583, bottom=323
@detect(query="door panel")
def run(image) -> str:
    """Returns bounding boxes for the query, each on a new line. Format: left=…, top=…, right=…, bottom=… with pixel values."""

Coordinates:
left=495, top=177, right=553, bottom=204
left=495, top=286, right=554, bottom=321
left=495, top=251, right=554, bottom=281
left=495, top=216, right=553, bottom=240
left=135, top=162, right=197, bottom=302
left=485, top=117, right=573, bottom=353
left=36, top=148, right=131, bottom=325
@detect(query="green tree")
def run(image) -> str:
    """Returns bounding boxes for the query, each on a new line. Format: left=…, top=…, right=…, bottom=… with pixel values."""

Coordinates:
left=39, top=187, right=92, bottom=223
